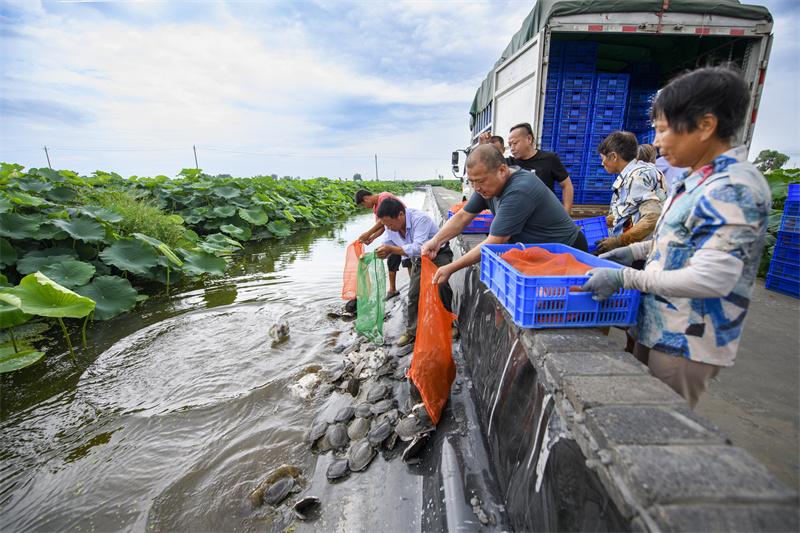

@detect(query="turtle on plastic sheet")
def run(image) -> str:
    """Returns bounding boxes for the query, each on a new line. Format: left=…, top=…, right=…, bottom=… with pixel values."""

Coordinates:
left=347, top=417, right=370, bottom=440
left=370, top=398, right=395, bottom=416
left=325, top=423, right=349, bottom=451
left=306, top=420, right=329, bottom=446
left=367, top=420, right=393, bottom=447
left=333, top=406, right=355, bottom=424
left=366, top=383, right=390, bottom=402
left=348, top=440, right=376, bottom=472
left=326, top=458, right=350, bottom=481
left=354, top=402, right=373, bottom=419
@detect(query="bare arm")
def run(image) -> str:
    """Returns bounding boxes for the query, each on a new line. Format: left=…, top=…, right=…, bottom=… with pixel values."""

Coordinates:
left=421, top=209, right=477, bottom=258
left=560, top=177, right=574, bottom=214
left=431, top=234, right=510, bottom=284
left=359, top=219, right=384, bottom=244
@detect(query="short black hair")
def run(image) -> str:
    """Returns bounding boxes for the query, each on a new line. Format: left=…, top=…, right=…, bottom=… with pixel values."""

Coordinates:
left=510, top=122, right=533, bottom=138
left=354, top=189, right=372, bottom=205
left=490, top=135, right=504, bottom=146
left=376, top=197, right=405, bottom=218
left=651, top=66, right=750, bottom=142
left=597, top=131, right=638, bottom=162
left=466, top=144, right=506, bottom=172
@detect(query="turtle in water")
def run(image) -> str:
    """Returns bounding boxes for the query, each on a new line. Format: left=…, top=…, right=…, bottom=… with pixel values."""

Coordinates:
left=293, top=496, right=321, bottom=520
left=307, top=420, right=329, bottom=446
left=354, top=402, right=373, bottom=419
left=370, top=398, right=395, bottom=416
left=264, top=476, right=295, bottom=506
left=268, top=320, right=290, bottom=344
left=249, top=465, right=303, bottom=506
left=326, top=458, right=350, bottom=481
left=366, top=383, right=390, bottom=402
left=367, top=420, right=393, bottom=447
left=325, top=423, right=349, bottom=451
left=347, top=417, right=370, bottom=440
left=348, top=440, right=376, bottom=472
left=334, top=406, right=355, bottom=424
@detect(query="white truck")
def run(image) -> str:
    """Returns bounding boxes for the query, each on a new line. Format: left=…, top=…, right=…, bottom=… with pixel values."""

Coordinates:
left=452, top=0, right=774, bottom=203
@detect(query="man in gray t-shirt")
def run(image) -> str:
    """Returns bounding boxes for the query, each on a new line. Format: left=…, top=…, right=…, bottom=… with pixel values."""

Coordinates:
left=422, top=145, right=587, bottom=286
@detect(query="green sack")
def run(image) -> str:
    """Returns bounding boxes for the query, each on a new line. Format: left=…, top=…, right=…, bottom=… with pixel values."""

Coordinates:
left=355, top=252, right=386, bottom=345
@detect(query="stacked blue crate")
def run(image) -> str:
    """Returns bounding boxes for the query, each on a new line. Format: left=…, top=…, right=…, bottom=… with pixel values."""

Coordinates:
left=556, top=42, right=597, bottom=188
left=579, top=73, right=629, bottom=204
left=637, top=130, right=656, bottom=145
left=766, top=184, right=800, bottom=298
left=625, top=62, right=659, bottom=137
left=540, top=41, right=563, bottom=153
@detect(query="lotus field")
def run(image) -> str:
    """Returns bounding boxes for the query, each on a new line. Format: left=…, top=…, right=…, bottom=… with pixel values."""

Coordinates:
left=0, top=163, right=454, bottom=372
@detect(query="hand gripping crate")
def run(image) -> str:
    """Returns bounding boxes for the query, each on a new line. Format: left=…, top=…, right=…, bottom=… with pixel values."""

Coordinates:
left=574, top=215, right=609, bottom=253
left=447, top=209, right=494, bottom=234
left=480, top=243, right=640, bottom=328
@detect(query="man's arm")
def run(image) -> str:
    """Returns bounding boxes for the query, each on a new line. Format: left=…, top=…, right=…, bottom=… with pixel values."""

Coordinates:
left=432, top=234, right=509, bottom=284
left=596, top=200, right=662, bottom=252
left=421, top=209, right=477, bottom=258
left=560, top=177, right=574, bottom=214
left=359, top=219, right=384, bottom=243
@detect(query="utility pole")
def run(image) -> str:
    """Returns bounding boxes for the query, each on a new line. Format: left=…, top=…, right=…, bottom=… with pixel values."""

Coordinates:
left=374, top=154, right=379, bottom=181
left=193, top=145, right=199, bottom=169
left=43, top=146, right=52, bottom=169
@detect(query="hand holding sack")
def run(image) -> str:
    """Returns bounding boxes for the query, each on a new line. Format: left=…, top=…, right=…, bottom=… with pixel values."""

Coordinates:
left=342, top=241, right=364, bottom=300
left=408, top=257, right=457, bottom=425
left=355, top=252, right=386, bottom=345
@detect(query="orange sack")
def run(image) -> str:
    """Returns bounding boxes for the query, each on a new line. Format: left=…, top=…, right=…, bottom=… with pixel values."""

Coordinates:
left=500, top=246, right=593, bottom=276
left=341, top=241, right=364, bottom=300
left=408, top=257, right=457, bottom=425
left=450, top=201, right=491, bottom=216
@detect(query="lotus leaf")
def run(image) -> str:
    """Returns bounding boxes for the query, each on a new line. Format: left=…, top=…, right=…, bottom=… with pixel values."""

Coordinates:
left=212, top=185, right=241, bottom=199
left=267, top=220, right=292, bottom=238
left=212, top=206, right=237, bottom=218
left=0, top=238, right=17, bottom=267
left=0, top=212, right=43, bottom=240
left=0, top=346, right=45, bottom=373
left=132, top=233, right=183, bottom=266
left=47, top=186, right=77, bottom=203
left=76, top=275, right=138, bottom=320
left=40, top=260, right=96, bottom=289
left=52, top=217, right=107, bottom=243
left=238, top=207, right=268, bottom=226
left=220, top=224, right=252, bottom=241
left=8, top=191, right=48, bottom=207
left=0, top=197, right=12, bottom=213
left=35, top=168, right=65, bottom=182
left=35, top=223, right=70, bottom=241
left=180, top=250, right=227, bottom=276
left=15, top=178, right=52, bottom=193
left=80, top=206, right=124, bottom=224
left=0, top=272, right=95, bottom=318
left=0, top=273, right=9, bottom=287
left=282, top=209, right=297, bottom=222
left=99, top=238, right=159, bottom=275
left=17, top=254, right=76, bottom=275
left=0, top=299, right=30, bottom=329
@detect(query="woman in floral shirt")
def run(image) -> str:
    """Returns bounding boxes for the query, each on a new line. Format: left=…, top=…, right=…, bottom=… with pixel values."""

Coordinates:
left=582, top=66, right=771, bottom=408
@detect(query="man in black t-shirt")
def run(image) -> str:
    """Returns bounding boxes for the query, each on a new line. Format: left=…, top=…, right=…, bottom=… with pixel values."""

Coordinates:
left=483, top=123, right=574, bottom=214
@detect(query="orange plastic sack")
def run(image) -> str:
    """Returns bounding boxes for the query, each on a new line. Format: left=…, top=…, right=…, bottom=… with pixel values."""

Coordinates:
left=450, top=201, right=490, bottom=216
left=341, top=241, right=364, bottom=300
left=500, top=247, right=592, bottom=276
left=408, top=257, right=457, bottom=425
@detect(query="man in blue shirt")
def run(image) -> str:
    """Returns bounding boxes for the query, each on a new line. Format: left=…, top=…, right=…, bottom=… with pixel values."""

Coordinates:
left=375, top=197, right=453, bottom=347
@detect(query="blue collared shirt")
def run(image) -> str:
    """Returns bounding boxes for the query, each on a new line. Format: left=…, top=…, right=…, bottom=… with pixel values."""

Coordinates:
left=382, top=207, right=440, bottom=258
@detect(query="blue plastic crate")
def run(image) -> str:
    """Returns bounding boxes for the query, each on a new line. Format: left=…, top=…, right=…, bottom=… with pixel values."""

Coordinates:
left=765, top=273, right=800, bottom=299
left=583, top=176, right=615, bottom=190
left=783, top=200, right=800, bottom=218
left=479, top=243, right=640, bottom=328
left=637, top=130, right=656, bottom=144
left=789, top=184, right=800, bottom=201
left=579, top=189, right=613, bottom=205
left=777, top=231, right=800, bottom=249
left=448, top=210, right=494, bottom=234
left=557, top=134, right=587, bottom=149
left=773, top=245, right=799, bottom=263
left=768, top=258, right=799, bottom=281
left=780, top=214, right=800, bottom=233
left=590, top=118, right=625, bottom=137
left=574, top=216, right=609, bottom=252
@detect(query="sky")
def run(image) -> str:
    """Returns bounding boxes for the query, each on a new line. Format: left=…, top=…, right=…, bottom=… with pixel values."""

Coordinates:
left=0, top=0, right=798, bottom=180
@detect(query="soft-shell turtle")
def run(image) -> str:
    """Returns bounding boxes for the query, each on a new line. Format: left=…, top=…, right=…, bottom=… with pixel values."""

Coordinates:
left=326, top=458, right=350, bottom=481
left=367, top=420, right=393, bottom=446
left=347, top=417, right=370, bottom=440
left=348, top=440, right=376, bottom=472
left=307, top=421, right=328, bottom=444
left=354, top=403, right=373, bottom=419
left=293, top=496, right=321, bottom=520
left=366, top=383, right=390, bottom=402
left=325, top=423, right=349, bottom=450
left=334, top=406, right=355, bottom=424
left=370, top=398, right=395, bottom=415
left=264, top=477, right=294, bottom=506
left=402, top=432, right=431, bottom=463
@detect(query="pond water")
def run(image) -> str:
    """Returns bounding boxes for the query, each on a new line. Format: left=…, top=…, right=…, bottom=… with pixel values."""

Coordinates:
left=0, top=191, right=428, bottom=532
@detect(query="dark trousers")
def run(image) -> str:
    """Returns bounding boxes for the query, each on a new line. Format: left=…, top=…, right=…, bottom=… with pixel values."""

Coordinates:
left=572, top=231, right=589, bottom=252
left=407, top=249, right=453, bottom=335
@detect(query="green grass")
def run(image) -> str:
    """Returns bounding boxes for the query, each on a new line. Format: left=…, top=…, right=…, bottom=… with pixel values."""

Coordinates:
left=89, top=190, right=190, bottom=248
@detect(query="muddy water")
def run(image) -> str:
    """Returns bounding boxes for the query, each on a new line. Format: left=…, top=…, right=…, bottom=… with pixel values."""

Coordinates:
left=0, top=191, right=427, bottom=532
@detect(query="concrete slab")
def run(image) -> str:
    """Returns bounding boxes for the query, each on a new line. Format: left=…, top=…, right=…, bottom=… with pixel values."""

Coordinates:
left=632, top=503, right=800, bottom=533
left=544, top=351, right=647, bottom=387
left=528, top=329, right=619, bottom=363
left=611, top=445, right=797, bottom=507
left=563, top=374, right=685, bottom=412
left=585, top=405, right=726, bottom=447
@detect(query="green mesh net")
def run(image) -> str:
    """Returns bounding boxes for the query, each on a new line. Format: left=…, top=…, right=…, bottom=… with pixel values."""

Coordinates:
left=355, top=252, right=386, bottom=345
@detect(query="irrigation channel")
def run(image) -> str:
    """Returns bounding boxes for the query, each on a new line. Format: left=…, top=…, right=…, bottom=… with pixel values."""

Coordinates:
left=3, top=190, right=486, bottom=532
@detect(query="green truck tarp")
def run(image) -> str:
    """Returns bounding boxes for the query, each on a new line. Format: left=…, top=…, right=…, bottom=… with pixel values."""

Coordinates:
left=469, top=0, right=772, bottom=118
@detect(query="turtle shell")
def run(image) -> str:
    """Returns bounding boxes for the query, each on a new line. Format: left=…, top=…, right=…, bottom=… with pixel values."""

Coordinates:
left=348, top=440, right=376, bottom=472
left=326, top=423, right=349, bottom=450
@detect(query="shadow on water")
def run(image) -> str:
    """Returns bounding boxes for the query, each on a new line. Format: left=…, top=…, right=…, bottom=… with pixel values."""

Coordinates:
left=0, top=192, right=427, bottom=532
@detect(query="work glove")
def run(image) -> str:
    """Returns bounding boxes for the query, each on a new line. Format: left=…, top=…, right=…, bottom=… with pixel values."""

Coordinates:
left=599, top=246, right=635, bottom=266
left=595, top=236, right=623, bottom=254
left=581, top=268, right=625, bottom=301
